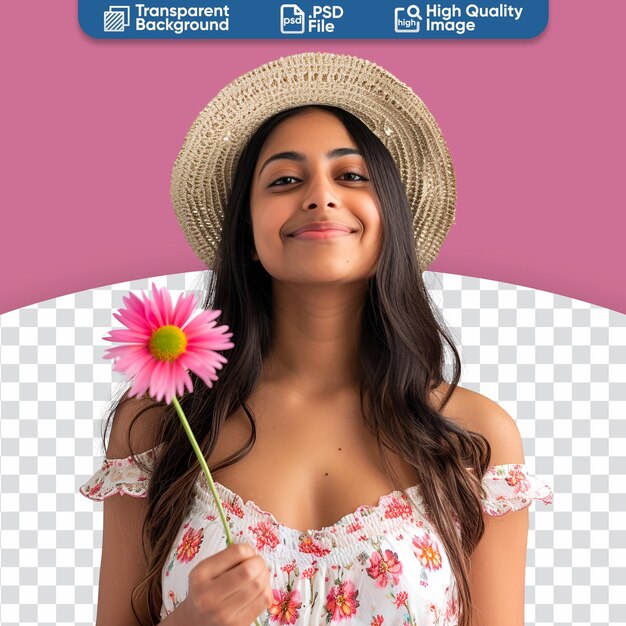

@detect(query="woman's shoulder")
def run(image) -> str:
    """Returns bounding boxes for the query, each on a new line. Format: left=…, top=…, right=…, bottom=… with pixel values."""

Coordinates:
left=106, top=389, right=167, bottom=459
left=79, top=392, right=167, bottom=501
left=430, top=382, right=553, bottom=516
left=430, top=382, right=525, bottom=466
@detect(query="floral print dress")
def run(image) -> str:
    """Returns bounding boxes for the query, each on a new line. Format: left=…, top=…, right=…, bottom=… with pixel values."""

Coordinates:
left=80, top=443, right=553, bottom=625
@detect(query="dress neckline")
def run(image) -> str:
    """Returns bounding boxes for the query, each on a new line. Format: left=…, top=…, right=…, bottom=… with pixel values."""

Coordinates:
left=191, top=463, right=531, bottom=536
left=197, top=478, right=425, bottom=537
left=156, top=452, right=536, bottom=538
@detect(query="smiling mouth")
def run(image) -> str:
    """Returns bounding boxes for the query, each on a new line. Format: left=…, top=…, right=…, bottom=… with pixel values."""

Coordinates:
left=290, top=230, right=355, bottom=240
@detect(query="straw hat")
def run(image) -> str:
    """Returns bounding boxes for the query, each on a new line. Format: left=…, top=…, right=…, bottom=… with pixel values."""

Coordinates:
left=170, top=52, right=456, bottom=272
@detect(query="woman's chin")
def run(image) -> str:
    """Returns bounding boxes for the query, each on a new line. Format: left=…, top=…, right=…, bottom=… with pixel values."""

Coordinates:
left=272, top=272, right=372, bottom=287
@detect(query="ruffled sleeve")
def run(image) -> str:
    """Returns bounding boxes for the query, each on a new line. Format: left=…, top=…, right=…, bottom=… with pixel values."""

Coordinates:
left=479, top=464, right=553, bottom=516
left=79, top=443, right=166, bottom=501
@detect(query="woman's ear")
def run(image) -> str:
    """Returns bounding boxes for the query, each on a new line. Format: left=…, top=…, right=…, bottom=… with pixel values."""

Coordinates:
left=251, top=248, right=259, bottom=262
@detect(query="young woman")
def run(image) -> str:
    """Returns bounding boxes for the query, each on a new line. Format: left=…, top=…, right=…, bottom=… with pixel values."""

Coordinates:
left=81, top=53, right=552, bottom=626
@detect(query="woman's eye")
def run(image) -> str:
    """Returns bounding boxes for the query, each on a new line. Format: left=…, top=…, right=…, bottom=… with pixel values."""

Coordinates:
left=340, top=172, right=368, bottom=182
left=269, top=172, right=368, bottom=186
left=269, top=176, right=300, bottom=186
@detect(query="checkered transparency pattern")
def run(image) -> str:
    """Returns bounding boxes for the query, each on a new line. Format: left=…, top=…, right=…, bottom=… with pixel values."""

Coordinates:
left=0, top=270, right=624, bottom=626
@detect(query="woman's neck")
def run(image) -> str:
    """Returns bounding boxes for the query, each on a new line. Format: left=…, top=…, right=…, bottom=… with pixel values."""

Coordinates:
left=263, top=281, right=367, bottom=395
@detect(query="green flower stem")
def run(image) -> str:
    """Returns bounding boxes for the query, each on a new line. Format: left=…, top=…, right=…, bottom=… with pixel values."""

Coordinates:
left=171, top=396, right=263, bottom=626
left=171, top=396, right=234, bottom=544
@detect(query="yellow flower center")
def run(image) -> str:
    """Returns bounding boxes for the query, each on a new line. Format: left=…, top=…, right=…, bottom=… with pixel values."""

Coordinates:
left=149, top=325, right=187, bottom=361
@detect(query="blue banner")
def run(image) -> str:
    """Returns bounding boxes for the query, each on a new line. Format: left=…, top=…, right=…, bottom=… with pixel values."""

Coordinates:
left=78, top=0, right=549, bottom=39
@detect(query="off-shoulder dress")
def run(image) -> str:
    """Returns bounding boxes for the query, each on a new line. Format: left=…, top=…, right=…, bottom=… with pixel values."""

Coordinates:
left=80, top=442, right=553, bottom=625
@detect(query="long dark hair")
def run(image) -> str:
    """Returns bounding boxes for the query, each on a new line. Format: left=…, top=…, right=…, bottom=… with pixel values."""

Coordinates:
left=103, top=105, right=491, bottom=626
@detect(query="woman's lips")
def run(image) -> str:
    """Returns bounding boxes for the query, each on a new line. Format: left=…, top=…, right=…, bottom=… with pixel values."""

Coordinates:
left=291, top=230, right=354, bottom=240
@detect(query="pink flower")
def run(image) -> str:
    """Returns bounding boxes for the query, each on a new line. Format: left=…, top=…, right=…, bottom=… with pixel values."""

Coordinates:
left=87, top=482, right=103, bottom=497
left=366, top=549, right=403, bottom=588
left=382, top=495, right=413, bottom=521
left=103, top=283, right=234, bottom=405
left=345, top=520, right=364, bottom=534
left=102, top=285, right=264, bottom=625
left=176, top=526, right=204, bottom=563
left=325, top=579, right=360, bottom=620
left=394, top=591, right=408, bottom=608
left=444, top=595, right=458, bottom=621
left=268, top=587, right=302, bottom=624
left=412, top=534, right=442, bottom=571
left=223, top=500, right=246, bottom=519
left=250, top=520, right=281, bottom=551
left=505, top=466, right=531, bottom=493
left=298, top=535, right=332, bottom=557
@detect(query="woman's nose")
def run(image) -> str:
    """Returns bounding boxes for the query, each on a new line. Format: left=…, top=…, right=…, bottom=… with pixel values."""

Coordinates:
left=301, top=174, right=340, bottom=210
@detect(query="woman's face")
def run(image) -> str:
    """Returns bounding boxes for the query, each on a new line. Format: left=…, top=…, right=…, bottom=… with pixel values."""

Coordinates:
left=249, top=108, right=383, bottom=285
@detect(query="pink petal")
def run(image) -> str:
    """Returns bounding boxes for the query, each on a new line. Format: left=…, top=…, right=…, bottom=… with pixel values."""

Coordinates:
left=152, top=283, right=174, bottom=326
left=132, top=361, right=158, bottom=397
left=181, top=309, right=222, bottom=335
left=115, top=350, right=154, bottom=377
left=212, top=324, right=233, bottom=336
left=123, top=291, right=148, bottom=317
left=178, top=352, right=222, bottom=388
left=162, top=362, right=182, bottom=405
left=171, top=363, right=184, bottom=404
left=172, top=293, right=197, bottom=328
left=159, top=363, right=170, bottom=405
left=141, top=291, right=160, bottom=328
left=152, top=284, right=168, bottom=325
left=103, top=344, right=140, bottom=359
left=185, top=326, right=233, bottom=348
left=182, top=346, right=227, bottom=367
left=181, top=365, right=195, bottom=395
left=169, top=360, right=193, bottom=397
left=123, top=294, right=156, bottom=331
left=186, top=341, right=231, bottom=357
left=184, top=372, right=194, bottom=394
left=111, top=361, right=129, bottom=374
left=128, top=367, right=158, bottom=400
left=164, top=362, right=175, bottom=404
left=196, top=332, right=235, bottom=350
left=127, top=382, right=146, bottom=400
left=142, top=296, right=161, bottom=329
left=185, top=345, right=231, bottom=364
left=173, top=363, right=183, bottom=397
left=148, top=360, right=166, bottom=402
left=130, top=374, right=157, bottom=401
left=186, top=337, right=234, bottom=354
left=111, top=352, right=151, bottom=377
left=105, top=329, right=151, bottom=344
left=150, top=359, right=177, bottom=404
left=113, top=308, right=149, bottom=332
left=103, top=342, right=147, bottom=362
left=163, top=289, right=175, bottom=324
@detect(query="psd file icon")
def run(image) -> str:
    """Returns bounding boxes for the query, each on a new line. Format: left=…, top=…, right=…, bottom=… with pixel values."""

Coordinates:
left=104, top=5, right=131, bottom=32
left=281, top=4, right=305, bottom=34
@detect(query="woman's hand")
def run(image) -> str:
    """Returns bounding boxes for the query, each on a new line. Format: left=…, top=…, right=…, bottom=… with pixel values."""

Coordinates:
left=176, top=542, right=273, bottom=626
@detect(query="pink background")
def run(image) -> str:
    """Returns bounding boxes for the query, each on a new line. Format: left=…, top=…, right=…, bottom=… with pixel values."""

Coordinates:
left=1, top=1, right=624, bottom=315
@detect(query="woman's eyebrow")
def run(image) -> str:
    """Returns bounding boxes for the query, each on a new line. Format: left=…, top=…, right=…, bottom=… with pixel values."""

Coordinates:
left=257, top=147, right=362, bottom=178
